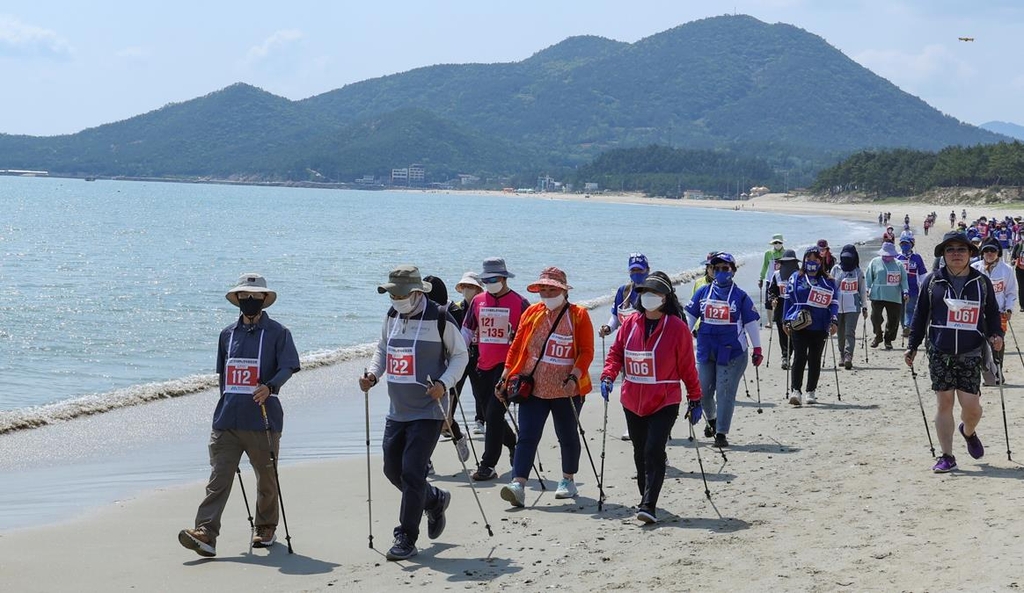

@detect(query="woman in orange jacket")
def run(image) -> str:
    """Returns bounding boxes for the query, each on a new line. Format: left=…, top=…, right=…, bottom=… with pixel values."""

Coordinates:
left=496, top=267, right=594, bottom=507
left=600, top=271, right=702, bottom=524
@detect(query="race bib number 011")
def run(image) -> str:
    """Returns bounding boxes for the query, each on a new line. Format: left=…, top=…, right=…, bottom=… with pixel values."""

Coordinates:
left=839, top=278, right=858, bottom=293
left=225, top=358, right=259, bottom=394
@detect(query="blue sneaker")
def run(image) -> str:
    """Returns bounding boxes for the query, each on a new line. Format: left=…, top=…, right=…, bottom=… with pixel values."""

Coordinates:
left=386, top=531, right=417, bottom=561
left=932, top=454, right=957, bottom=473
left=426, top=488, right=450, bottom=540
left=959, top=423, right=985, bottom=459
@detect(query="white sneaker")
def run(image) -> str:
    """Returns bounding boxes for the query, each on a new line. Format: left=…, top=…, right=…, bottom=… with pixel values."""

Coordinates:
left=789, top=389, right=803, bottom=406
left=455, top=436, right=470, bottom=463
left=805, top=390, right=818, bottom=404
left=500, top=481, right=525, bottom=507
left=554, top=478, right=578, bottom=499
left=473, top=421, right=485, bottom=435
left=621, top=430, right=631, bottom=441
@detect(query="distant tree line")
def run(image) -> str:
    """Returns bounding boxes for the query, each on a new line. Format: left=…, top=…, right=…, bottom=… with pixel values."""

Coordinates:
left=571, top=145, right=781, bottom=198
left=812, top=142, right=1024, bottom=197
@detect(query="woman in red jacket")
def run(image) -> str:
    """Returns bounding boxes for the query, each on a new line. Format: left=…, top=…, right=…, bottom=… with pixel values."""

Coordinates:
left=600, top=271, right=702, bottom=524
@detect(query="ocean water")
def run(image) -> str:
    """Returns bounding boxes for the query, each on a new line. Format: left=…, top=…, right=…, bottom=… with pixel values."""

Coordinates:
left=0, top=176, right=874, bottom=528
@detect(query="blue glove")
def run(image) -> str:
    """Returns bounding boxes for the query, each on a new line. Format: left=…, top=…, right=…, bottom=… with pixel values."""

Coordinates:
left=600, top=378, right=613, bottom=402
left=687, top=400, right=703, bottom=425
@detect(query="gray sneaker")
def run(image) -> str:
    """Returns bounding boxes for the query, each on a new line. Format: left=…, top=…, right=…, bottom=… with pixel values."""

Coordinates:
left=455, top=436, right=470, bottom=463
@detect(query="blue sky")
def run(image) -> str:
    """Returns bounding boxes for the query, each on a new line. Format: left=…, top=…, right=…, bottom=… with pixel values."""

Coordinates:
left=1, top=0, right=1021, bottom=136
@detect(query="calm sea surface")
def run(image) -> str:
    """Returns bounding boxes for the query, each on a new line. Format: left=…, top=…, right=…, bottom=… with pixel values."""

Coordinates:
left=0, top=176, right=874, bottom=528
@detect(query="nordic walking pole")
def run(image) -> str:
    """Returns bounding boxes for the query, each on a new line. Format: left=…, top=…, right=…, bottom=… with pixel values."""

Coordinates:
left=909, top=364, right=936, bottom=458
left=500, top=400, right=547, bottom=490
left=863, top=315, right=869, bottom=364
left=754, top=364, right=763, bottom=414
left=1007, top=322, right=1024, bottom=373
left=766, top=322, right=773, bottom=368
left=455, top=390, right=480, bottom=467
left=430, top=378, right=494, bottom=536
left=598, top=336, right=608, bottom=512
left=362, top=369, right=374, bottom=549
left=566, top=393, right=605, bottom=509
left=829, top=331, right=842, bottom=401
left=997, top=362, right=1012, bottom=461
left=686, top=409, right=713, bottom=502
left=259, top=403, right=294, bottom=554
left=741, top=372, right=751, bottom=399
left=236, top=468, right=256, bottom=554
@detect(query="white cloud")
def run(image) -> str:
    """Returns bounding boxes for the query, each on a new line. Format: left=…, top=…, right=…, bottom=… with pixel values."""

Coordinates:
left=0, top=14, right=71, bottom=58
left=245, top=29, right=303, bottom=63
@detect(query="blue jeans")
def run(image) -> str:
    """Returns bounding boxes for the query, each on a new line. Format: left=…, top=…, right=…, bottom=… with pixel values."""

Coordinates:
left=698, top=354, right=748, bottom=435
left=512, top=395, right=583, bottom=479
left=903, top=296, right=916, bottom=328
left=382, top=418, right=444, bottom=543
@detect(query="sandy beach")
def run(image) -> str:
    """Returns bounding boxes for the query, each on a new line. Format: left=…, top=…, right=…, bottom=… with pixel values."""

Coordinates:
left=4, top=194, right=1024, bottom=592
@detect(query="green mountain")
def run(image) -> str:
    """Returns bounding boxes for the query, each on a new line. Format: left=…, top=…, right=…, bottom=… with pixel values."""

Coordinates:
left=0, top=14, right=1008, bottom=182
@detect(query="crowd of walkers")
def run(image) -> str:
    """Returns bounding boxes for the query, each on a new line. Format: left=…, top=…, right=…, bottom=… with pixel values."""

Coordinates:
left=175, top=210, right=1020, bottom=563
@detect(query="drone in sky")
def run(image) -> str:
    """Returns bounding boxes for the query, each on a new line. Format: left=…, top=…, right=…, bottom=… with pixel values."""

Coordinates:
left=958, top=37, right=974, bottom=42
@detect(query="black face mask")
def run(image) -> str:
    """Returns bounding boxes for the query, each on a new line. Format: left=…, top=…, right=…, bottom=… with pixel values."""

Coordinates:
left=238, top=297, right=264, bottom=318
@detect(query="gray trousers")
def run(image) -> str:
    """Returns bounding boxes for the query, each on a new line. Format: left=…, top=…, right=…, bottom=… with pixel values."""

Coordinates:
left=195, top=429, right=280, bottom=540
left=836, top=312, right=860, bottom=359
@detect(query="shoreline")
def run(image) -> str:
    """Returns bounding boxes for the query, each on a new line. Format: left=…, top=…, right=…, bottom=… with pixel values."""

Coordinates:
left=9, top=193, right=1018, bottom=590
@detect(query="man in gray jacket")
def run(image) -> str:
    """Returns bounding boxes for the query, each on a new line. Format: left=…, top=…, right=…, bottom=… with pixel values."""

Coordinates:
left=359, top=265, right=469, bottom=561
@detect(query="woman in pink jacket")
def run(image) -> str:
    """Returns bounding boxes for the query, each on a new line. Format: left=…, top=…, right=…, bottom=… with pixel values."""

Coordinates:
left=600, top=271, right=703, bottom=524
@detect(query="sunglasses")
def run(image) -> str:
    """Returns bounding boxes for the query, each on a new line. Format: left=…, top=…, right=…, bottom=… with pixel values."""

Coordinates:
left=944, top=246, right=969, bottom=254
left=480, top=277, right=503, bottom=285
left=389, top=293, right=412, bottom=301
left=238, top=294, right=265, bottom=301
left=712, top=265, right=732, bottom=272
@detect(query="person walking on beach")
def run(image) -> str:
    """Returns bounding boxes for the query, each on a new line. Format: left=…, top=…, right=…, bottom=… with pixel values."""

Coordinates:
left=757, top=234, right=785, bottom=300
left=461, top=257, right=530, bottom=481
left=783, top=247, right=839, bottom=405
left=830, top=245, right=867, bottom=370
left=423, top=275, right=471, bottom=463
left=865, top=242, right=909, bottom=350
left=599, top=252, right=650, bottom=441
left=950, top=211, right=956, bottom=229
left=600, top=271, right=702, bottom=524
left=971, top=238, right=1017, bottom=385
left=1011, top=240, right=1024, bottom=312
left=817, top=239, right=836, bottom=270
left=897, top=235, right=928, bottom=339
left=359, top=265, right=469, bottom=561
left=453, top=272, right=487, bottom=433
left=178, top=273, right=301, bottom=558
left=905, top=232, right=1003, bottom=473
left=766, top=249, right=800, bottom=369
left=684, top=253, right=761, bottom=447
left=496, top=267, right=594, bottom=507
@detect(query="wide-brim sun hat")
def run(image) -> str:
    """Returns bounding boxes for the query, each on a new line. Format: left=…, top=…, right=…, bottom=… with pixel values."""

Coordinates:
left=769, top=233, right=784, bottom=245
left=527, top=266, right=573, bottom=292
left=377, top=265, right=432, bottom=297
left=454, top=271, right=483, bottom=292
left=934, top=231, right=978, bottom=257
left=878, top=242, right=899, bottom=258
left=226, top=273, right=277, bottom=307
left=778, top=249, right=798, bottom=262
left=479, top=257, right=515, bottom=280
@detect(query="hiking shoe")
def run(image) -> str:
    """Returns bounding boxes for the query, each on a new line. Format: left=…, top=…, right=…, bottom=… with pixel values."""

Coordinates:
left=621, top=430, right=631, bottom=441
left=780, top=360, right=790, bottom=371
left=439, top=429, right=453, bottom=442
left=805, top=390, right=818, bottom=404
left=789, top=389, right=803, bottom=406
left=554, top=478, right=578, bottom=499
left=426, top=460, right=435, bottom=476
left=703, top=418, right=716, bottom=438
left=426, top=488, right=450, bottom=540
left=455, top=436, right=470, bottom=463
left=959, top=423, right=985, bottom=459
left=252, top=526, right=276, bottom=548
left=844, top=357, right=853, bottom=370
left=870, top=338, right=881, bottom=348
left=884, top=342, right=893, bottom=350
left=636, top=507, right=658, bottom=524
left=386, top=531, right=417, bottom=561
left=713, top=433, right=729, bottom=448
left=471, top=466, right=497, bottom=481
left=473, top=421, right=485, bottom=435
left=500, top=481, right=526, bottom=507
left=178, top=527, right=216, bottom=557
left=932, top=454, right=957, bottom=473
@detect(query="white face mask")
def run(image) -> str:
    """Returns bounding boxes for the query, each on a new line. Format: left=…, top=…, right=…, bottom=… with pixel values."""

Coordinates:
left=541, top=294, right=566, bottom=310
left=392, top=293, right=420, bottom=315
left=484, top=281, right=504, bottom=294
left=640, top=293, right=665, bottom=311
left=461, top=289, right=480, bottom=302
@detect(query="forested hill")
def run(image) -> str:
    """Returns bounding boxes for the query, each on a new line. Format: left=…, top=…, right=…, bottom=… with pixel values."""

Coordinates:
left=0, top=14, right=1007, bottom=181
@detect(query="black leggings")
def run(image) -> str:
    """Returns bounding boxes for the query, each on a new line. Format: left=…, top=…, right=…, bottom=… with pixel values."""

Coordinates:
left=791, top=329, right=827, bottom=391
left=479, top=364, right=517, bottom=470
left=623, top=404, right=679, bottom=513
